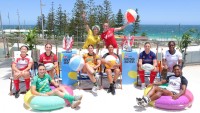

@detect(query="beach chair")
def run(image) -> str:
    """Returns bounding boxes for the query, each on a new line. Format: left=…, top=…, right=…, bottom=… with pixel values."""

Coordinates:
left=9, top=50, right=34, bottom=95
left=99, top=47, right=122, bottom=89
left=136, top=47, right=162, bottom=86
left=77, top=48, right=101, bottom=90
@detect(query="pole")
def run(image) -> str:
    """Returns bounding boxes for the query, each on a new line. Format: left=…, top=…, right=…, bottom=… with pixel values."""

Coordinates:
left=16, top=10, right=20, bottom=50
left=0, top=12, right=6, bottom=57
left=40, top=0, right=44, bottom=39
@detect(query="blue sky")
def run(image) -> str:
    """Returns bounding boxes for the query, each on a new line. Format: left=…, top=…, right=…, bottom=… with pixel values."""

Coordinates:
left=0, top=0, right=200, bottom=25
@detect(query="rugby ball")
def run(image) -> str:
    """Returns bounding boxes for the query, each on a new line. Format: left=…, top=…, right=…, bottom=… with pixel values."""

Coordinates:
left=44, top=63, right=54, bottom=71
left=141, top=64, right=154, bottom=71
left=105, top=55, right=117, bottom=69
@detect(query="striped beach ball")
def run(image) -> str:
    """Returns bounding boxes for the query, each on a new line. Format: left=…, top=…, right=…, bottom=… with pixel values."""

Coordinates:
left=125, top=9, right=137, bottom=23
left=69, top=55, right=85, bottom=71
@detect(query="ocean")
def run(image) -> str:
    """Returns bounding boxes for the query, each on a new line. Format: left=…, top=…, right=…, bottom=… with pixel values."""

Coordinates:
left=2, top=25, right=200, bottom=40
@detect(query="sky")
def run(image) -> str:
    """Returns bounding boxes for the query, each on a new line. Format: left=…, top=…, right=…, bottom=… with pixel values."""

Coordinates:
left=0, top=0, right=200, bottom=25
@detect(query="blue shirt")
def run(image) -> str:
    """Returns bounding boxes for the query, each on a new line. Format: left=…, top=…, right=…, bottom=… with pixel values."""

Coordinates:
left=139, top=51, right=156, bottom=65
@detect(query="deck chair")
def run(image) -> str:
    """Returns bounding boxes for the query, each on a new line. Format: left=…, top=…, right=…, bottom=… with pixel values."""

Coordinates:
left=77, top=48, right=102, bottom=90
left=9, top=50, right=34, bottom=95
left=136, top=48, right=162, bottom=86
left=99, top=47, right=122, bottom=89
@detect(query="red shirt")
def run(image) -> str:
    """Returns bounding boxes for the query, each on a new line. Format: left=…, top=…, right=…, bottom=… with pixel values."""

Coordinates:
left=101, top=28, right=118, bottom=48
left=39, top=52, right=58, bottom=64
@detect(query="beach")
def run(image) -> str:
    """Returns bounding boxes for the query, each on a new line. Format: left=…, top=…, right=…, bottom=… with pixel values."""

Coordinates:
left=0, top=59, right=199, bottom=113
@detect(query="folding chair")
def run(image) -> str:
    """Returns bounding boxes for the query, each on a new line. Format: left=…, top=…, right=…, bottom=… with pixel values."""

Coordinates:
left=136, top=47, right=162, bottom=86
left=9, top=50, right=34, bottom=95
left=99, top=48, right=122, bottom=89
left=77, top=48, right=101, bottom=90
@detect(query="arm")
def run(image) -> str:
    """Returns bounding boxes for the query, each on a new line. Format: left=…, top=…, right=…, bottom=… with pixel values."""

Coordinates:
left=153, top=59, right=157, bottom=69
left=172, top=84, right=187, bottom=99
left=138, top=59, right=143, bottom=69
left=31, top=85, right=43, bottom=96
left=94, top=59, right=101, bottom=70
left=114, top=23, right=129, bottom=32
left=50, top=79, right=60, bottom=88
left=82, top=12, right=90, bottom=32
left=12, top=63, right=20, bottom=72
left=153, top=79, right=167, bottom=85
left=178, top=59, right=182, bottom=68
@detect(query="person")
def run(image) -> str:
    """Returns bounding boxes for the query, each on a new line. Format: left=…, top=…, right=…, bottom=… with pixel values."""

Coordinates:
left=162, top=41, right=182, bottom=78
left=82, top=12, right=101, bottom=50
left=136, top=64, right=188, bottom=107
left=31, top=64, right=83, bottom=108
left=12, top=45, right=33, bottom=98
left=39, top=43, right=58, bottom=79
left=101, top=44, right=121, bottom=95
left=138, top=42, right=158, bottom=89
left=100, top=21, right=129, bottom=48
left=82, top=45, right=101, bottom=94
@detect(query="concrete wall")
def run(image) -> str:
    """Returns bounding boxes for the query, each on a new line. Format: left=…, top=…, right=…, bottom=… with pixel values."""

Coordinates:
left=185, top=51, right=200, bottom=64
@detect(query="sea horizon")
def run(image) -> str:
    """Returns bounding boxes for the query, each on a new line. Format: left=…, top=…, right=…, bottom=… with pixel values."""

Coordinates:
left=1, top=24, right=200, bottom=40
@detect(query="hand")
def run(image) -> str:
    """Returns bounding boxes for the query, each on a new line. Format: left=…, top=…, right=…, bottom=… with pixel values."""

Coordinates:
left=172, top=94, right=179, bottom=100
left=113, top=64, right=119, bottom=69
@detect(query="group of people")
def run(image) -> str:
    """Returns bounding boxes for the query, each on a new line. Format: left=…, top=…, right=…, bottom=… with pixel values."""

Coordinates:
left=12, top=44, right=83, bottom=108
left=11, top=12, right=187, bottom=109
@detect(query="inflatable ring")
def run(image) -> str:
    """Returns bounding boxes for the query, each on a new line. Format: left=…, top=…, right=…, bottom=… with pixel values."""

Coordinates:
left=24, top=90, right=65, bottom=111
left=144, top=84, right=194, bottom=110
left=24, top=85, right=73, bottom=111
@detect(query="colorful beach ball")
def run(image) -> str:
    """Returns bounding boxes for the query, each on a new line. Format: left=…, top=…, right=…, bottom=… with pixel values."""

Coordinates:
left=125, top=9, right=137, bottom=23
left=105, top=55, right=117, bottom=69
left=69, top=55, right=85, bottom=71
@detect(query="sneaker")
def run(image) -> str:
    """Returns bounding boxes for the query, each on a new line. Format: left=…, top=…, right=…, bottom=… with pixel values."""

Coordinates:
left=107, top=88, right=112, bottom=93
left=71, top=100, right=81, bottom=108
left=141, top=83, right=146, bottom=90
left=91, top=85, right=98, bottom=94
left=111, top=85, right=115, bottom=95
left=136, top=97, right=145, bottom=107
left=74, top=95, right=83, bottom=101
left=14, top=90, right=20, bottom=98
left=142, top=96, right=150, bottom=106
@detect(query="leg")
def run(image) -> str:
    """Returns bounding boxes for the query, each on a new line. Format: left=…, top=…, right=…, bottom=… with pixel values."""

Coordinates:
left=22, top=71, right=31, bottom=91
left=149, top=68, right=157, bottom=84
left=138, top=69, right=145, bottom=89
left=113, top=68, right=120, bottom=83
left=48, top=69, right=55, bottom=79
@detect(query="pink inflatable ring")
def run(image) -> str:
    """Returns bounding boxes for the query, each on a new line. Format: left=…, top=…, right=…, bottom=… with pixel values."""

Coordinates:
left=144, top=85, right=194, bottom=110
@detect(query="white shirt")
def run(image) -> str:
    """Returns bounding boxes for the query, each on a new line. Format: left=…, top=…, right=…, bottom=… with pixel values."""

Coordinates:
left=163, top=50, right=182, bottom=72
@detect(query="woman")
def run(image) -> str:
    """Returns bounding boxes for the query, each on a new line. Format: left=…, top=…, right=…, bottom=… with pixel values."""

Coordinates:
left=31, top=64, right=82, bottom=108
left=162, top=41, right=182, bottom=77
left=138, top=42, right=158, bottom=89
left=82, top=12, right=101, bottom=50
left=101, top=44, right=121, bottom=95
left=12, top=45, right=33, bottom=98
left=82, top=45, right=101, bottom=94
left=39, top=43, right=58, bottom=79
left=136, top=64, right=188, bottom=107
left=101, top=21, right=129, bottom=48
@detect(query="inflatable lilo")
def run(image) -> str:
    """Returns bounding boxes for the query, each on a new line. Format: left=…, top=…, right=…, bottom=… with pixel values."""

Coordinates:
left=24, top=85, right=74, bottom=111
left=144, top=85, right=193, bottom=110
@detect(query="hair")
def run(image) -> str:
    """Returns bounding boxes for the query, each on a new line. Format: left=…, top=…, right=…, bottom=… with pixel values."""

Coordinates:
left=168, top=41, right=176, bottom=46
left=107, top=44, right=114, bottom=49
left=20, top=45, right=29, bottom=50
left=45, top=43, right=52, bottom=48
left=173, top=64, right=182, bottom=70
left=92, top=25, right=100, bottom=31
left=144, top=42, right=151, bottom=46
left=38, top=64, right=45, bottom=69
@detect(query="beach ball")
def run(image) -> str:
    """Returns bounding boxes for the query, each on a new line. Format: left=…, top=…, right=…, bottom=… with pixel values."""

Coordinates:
left=44, top=63, right=54, bottom=71
left=125, top=9, right=137, bottom=23
left=69, top=55, right=85, bottom=71
left=105, top=55, right=117, bottom=69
